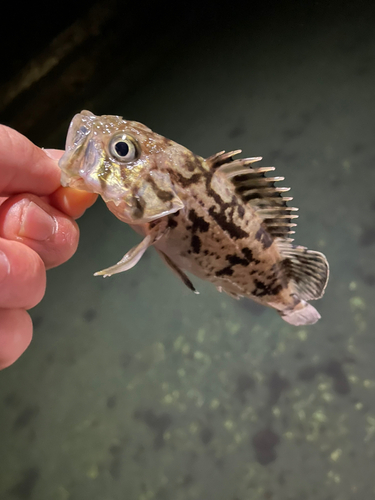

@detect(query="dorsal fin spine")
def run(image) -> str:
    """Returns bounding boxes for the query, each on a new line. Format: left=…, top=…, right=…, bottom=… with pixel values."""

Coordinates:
left=209, top=152, right=298, bottom=239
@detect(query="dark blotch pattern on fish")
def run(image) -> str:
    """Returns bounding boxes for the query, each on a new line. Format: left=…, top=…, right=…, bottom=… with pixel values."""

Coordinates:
left=191, top=235, right=201, bottom=254
left=208, top=206, right=248, bottom=240
left=237, top=205, right=245, bottom=219
left=188, top=209, right=209, bottom=233
left=270, top=283, right=283, bottom=295
left=173, top=172, right=202, bottom=187
left=226, top=254, right=249, bottom=266
left=255, top=227, right=273, bottom=249
left=216, top=266, right=234, bottom=277
left=132, top=197, right=145, bottom=219
left=185, top=157, right=199, bottom=172
left=252, top=277, right=283, bottom=297
left=146, top=175, right=174, bottom=202
left=242, top=248, right=254, bottom=261
left=156, top=190, right=174, bottom=202
left=204, top=170, right=248, bottom=239
left=252, top=279, right=270, bottom=297
left=167, top=215, right=178, bottom=229
left=210, top=251, right=253, bottom=279
left=173, top=161, right=288, bottom=305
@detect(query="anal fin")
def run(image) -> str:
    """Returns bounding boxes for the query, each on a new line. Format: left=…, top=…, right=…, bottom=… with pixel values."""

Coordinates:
left=156, top=250, right=198, bottom=294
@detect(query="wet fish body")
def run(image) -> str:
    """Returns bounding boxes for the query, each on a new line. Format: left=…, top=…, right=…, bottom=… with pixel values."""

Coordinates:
left=59, top=111, right=329, bottom=325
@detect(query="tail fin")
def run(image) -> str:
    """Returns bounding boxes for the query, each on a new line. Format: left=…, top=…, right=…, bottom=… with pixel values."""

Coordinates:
left=279, top=300, right=321, bottom=326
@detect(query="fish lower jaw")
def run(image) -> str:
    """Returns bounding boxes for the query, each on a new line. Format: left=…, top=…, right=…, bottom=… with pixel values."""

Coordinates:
left=60, top=172, right=89, bottom=191
left=60, top=170, right=73, bottom=187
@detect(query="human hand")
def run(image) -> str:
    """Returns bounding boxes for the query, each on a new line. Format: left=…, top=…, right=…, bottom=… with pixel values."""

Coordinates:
left=0, top=125, right=97, bottom=369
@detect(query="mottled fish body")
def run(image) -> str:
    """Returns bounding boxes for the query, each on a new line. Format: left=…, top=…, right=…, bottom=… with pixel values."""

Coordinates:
left=59, top=111, right=329, bottom=325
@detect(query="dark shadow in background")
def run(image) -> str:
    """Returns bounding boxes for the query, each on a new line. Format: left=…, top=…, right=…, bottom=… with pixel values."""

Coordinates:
left=2, top=0, right=375, bottom=145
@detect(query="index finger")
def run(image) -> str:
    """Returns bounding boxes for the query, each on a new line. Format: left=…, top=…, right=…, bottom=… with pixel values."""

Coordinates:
left=0, top=125, right=61, bottom=196
left=42, top=149, right=98, bottom=219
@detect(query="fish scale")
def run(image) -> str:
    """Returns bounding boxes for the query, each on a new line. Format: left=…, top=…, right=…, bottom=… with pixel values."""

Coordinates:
left=59, top=110, right=329, bottom=325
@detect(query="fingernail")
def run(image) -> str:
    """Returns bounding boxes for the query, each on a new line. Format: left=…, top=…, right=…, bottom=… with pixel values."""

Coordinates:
left=19, top=201, right=57, bottom=241
left=0, top=251, right=10, bottom=283
left=43, top=149, right=63, bottom=161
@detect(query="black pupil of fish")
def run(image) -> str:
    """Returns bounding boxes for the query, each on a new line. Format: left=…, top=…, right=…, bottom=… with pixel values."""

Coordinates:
left=114, top=141, right=129, bottom=157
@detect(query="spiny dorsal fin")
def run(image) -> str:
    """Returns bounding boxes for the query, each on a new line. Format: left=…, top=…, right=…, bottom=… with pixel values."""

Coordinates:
left=206, top=150, right=260, bottom=169
left=212, top=154, right=298, bottom=239
left=276, top=239, right=329, bottom=301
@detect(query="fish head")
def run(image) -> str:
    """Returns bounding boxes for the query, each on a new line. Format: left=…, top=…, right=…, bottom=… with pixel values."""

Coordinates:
left=59, top=110, right=185, bottom=223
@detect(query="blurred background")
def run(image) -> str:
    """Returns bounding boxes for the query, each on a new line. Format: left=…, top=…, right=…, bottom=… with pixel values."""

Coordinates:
left=1, top=0, right=375, bottom=499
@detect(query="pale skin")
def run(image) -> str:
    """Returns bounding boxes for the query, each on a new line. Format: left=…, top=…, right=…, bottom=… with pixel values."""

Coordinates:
left=0, top=125, right=97, bottom=369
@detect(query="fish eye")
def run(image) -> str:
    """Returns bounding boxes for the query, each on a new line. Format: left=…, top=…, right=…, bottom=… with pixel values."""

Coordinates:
left=109, top=134, right=138, bottom=162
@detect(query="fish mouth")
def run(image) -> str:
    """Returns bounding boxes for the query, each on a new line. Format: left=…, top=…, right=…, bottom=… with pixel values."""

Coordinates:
left=59, top=137, right=105, bottom=194
left=59, top=110, right=105, bottom=194
left=59, top=112, right=92, bottom=187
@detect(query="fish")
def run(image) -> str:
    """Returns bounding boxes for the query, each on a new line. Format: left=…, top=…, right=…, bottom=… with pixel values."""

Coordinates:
left=59, top=110, right=329, bottom=326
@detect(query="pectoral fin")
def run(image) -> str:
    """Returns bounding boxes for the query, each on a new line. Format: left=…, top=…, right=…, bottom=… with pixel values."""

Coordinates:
left=95, top=221, right=168, bottom=277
